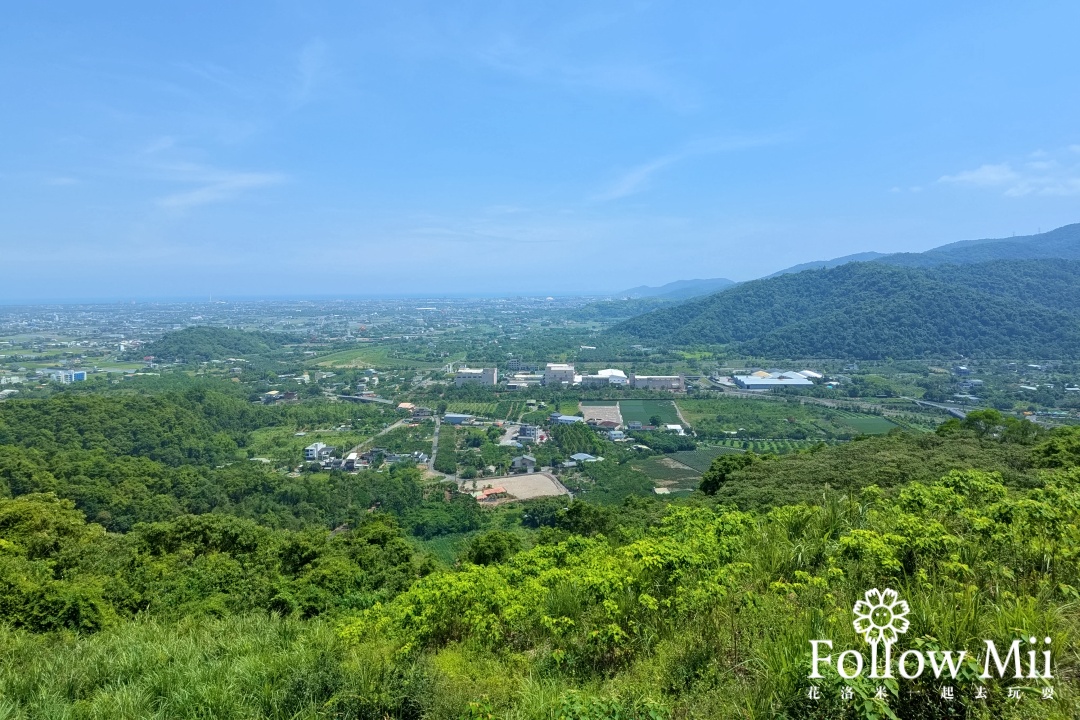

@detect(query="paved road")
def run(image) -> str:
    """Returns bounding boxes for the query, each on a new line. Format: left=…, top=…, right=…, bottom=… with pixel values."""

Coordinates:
left=428, top=416, right=440, bottom=471
left=673, top=402, right=691, bottom=428
left=900, top=396, right=968, bottom=418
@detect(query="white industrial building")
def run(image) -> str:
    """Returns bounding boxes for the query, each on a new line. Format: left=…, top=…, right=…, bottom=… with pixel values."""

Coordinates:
left=544, top=363, right=575, bottom=386
left=506, top=373, right=544, bottom=389
left=455, top=367, right=498, bottom=386
left=733, top=371, right=815, bottom=390
left=580, top=368, right=629, bottom=387
left=506, top=358, right=538, bottom=373
left=629, top=374, right=685, bottom=391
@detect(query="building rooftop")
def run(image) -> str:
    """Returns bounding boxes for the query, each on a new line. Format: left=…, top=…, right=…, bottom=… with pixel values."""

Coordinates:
left=733, top=375, right=814, bottom=387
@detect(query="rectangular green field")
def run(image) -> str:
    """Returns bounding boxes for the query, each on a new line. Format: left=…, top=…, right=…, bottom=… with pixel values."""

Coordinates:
left=315, top=345, right=457, bottom=369
left=671, top=446, right=745, bottom=473
left=630, top=455, right=701, bottom=481
left=618, top=399, right=681, bottom=426
left=629, top=455, right=702, bottom=492
left=445, top=402, right=497, bottom=417
left=832, top=411, right=897, bottom=434
left=677, top=397, right=899, bottom=438
left=713, top=438, right=831, bottom=454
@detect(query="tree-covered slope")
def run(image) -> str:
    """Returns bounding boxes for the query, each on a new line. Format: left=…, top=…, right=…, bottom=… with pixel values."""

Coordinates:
left=619, top=277, right=737, bottom=299
left=764, top=222, right=1080, bottom=277
left=883, top=221, right=1080, bottom=267
left=137, top=326, right=298, bottom=362
left=931, top=258, right=1080, bottom=312
left=610, top=259, right=1080, bottom=358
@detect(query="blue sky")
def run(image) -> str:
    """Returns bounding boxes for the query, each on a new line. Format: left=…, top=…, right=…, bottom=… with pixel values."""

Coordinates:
left=3, top=1, right=1079, bottom=301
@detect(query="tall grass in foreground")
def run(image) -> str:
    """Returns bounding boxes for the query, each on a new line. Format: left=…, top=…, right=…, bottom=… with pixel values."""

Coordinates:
left=0, top=614, right=347, bottom=720
left=5, top=469, right=1080, bottom=719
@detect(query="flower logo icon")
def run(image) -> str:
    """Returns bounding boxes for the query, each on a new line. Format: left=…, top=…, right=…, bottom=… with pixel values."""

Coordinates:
left=852, top=588, right=910, bottom=646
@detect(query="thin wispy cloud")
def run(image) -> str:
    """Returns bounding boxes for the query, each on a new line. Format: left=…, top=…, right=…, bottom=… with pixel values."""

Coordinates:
left=177, top=61, right=260, bottom=102
left=938, top=146, right=1080, bottom=196
left=593, top=135, right=786, bottom=202
left=473, top=33, right=696, bottom=109
left=155, top=163, right=286, bottom=210
left=593, top=154, right=681, bottom=201
left=292, top=38, right=329, bottom=106
left=133, top=138, right=287, bottom=211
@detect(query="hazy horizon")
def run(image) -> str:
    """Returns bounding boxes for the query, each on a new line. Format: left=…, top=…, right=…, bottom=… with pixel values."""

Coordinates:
left=4, top=1, right=1080, bottom=301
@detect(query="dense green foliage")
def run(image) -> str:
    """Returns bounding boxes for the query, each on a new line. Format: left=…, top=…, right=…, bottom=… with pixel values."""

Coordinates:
left=698, top=430, right=1038, bottom=509
left=136, top=326, right=301, bottom=363
left=612, top=259, right=1080, bottom=358
left=0, top=393, right=241, bottom=466
left=879, top=222, right=1080, bottom=268
left=341, top=466, right=1080, bottom=718
left=0, top=493, right=425, bottom=633
left=0, top=391, right=413, bottom=532
left=3, top=378, right=1079, bottom=719
left=433, top=423, right=460, bottom=474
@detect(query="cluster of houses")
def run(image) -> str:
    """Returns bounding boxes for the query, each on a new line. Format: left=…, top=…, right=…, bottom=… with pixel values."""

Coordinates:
left=303, top=441, right=428, bottom=472
left=262, top=389, right=299, bottom=404
left=506, top=451, right=602, bottom=474
left=455, top=362, right=685, bottom=392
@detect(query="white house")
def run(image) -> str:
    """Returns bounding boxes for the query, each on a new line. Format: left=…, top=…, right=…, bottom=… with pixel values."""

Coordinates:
left=304, top=443, right=328, bottom=461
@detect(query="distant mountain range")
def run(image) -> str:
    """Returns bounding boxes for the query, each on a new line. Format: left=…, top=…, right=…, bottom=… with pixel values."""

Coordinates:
left=770, top=222, right=1080, bottom=276
left=622, top=223, right=1080, bottom=301
left=618, top=277, right=736, bottom=300
left=765, top=252, right=890, bottom=278
left=610, top=258, right=1080, bottom=359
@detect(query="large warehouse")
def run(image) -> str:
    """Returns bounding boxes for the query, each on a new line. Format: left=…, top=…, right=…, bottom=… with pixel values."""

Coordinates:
left=733, top=371, right=815, bottom=390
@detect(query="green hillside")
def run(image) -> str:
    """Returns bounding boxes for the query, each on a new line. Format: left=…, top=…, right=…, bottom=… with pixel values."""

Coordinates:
left=882, top=222, right=1080, bottom=267
left=767, top=223, right=1080, bottom=277
left=611, top=259, right=1080, bottom=358
left=2, top=380, right=1078, bottom=718
left=137, top=326, right=298, bottom=362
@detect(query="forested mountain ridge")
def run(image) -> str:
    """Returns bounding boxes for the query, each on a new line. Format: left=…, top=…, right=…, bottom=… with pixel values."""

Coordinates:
left=765, top=251, right=889, bottom=277
left=767, top=222, right=1080, bottom=277
left=610, top=258, right=1080, bottom=358
left=618, top=277, right=736, bottom=300
left=883, top=221, right=1080, bottom=267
